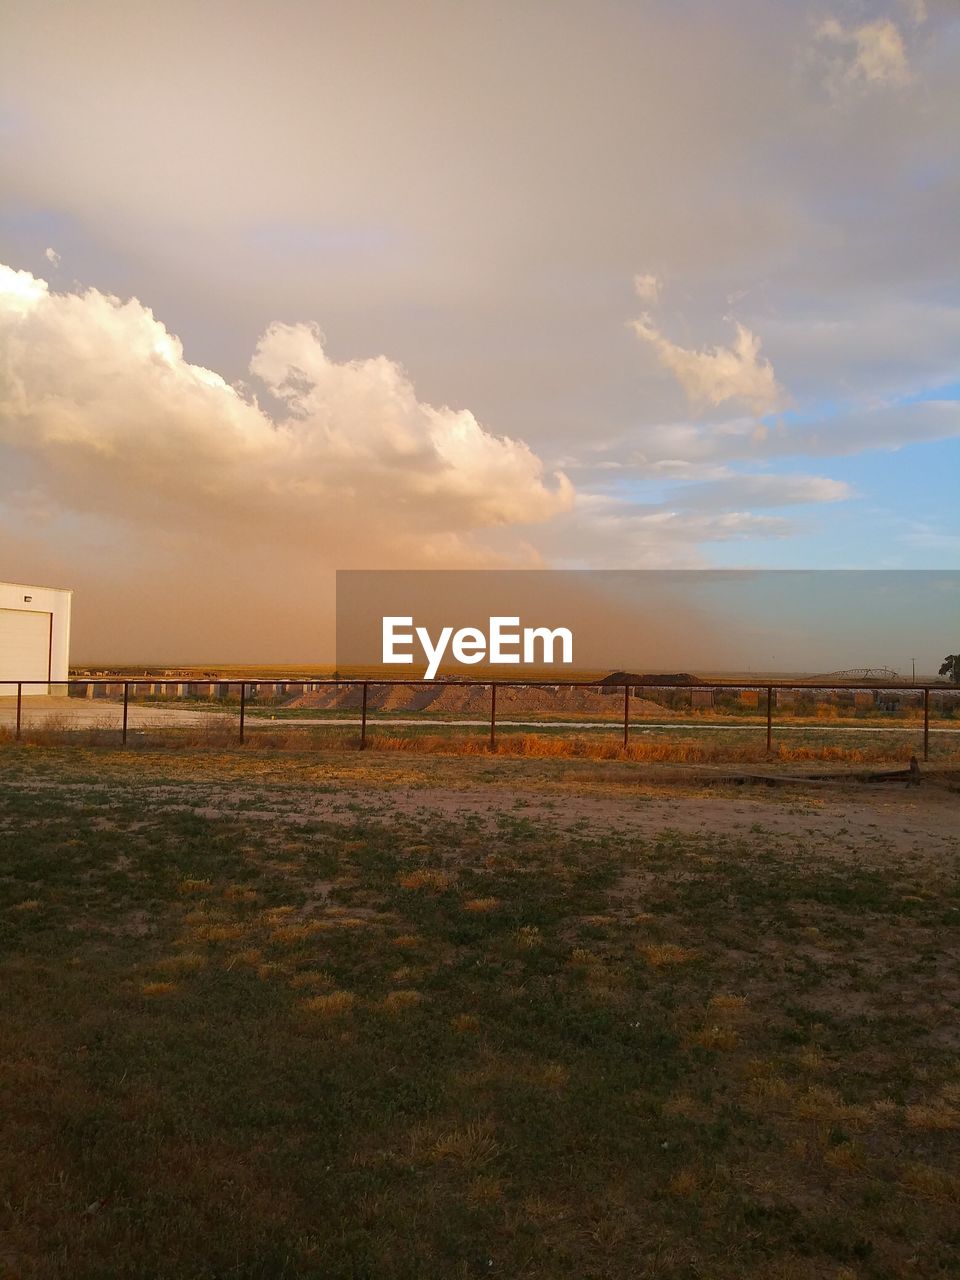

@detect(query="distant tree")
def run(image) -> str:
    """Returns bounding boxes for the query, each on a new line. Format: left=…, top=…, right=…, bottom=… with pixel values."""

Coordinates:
left=940, top=654, right=960, bottom=684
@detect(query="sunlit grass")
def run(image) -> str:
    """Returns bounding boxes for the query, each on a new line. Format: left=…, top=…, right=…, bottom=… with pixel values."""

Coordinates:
left=300, top=990, right=356, bottom=1018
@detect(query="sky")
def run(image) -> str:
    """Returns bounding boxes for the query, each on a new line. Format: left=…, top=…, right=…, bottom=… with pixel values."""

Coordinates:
left=337, top=571, right=960, bottom=676
left=0, top=0, right=958, bottom=664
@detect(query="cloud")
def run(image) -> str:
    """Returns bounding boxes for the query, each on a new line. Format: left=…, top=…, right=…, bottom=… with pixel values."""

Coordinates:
left=632, top=314, right=784, bottom=415
left=538, top=469, right=852, bottom=570
left=0, top=263, right=573, bottom=559
left=900, top=0, right=927, bottom=25
left=669, top=472, right=852, bottom=510
left=566, top=399, right=960, bottom=478
left=43, top=246, right=60, bottom=266
left=759, top=301, right=960, bottom=403
left=543, top=494, right=796, bottom=568
left=633, top=273, right=661, bottom=304
left=816, top=17, right=912, bottom=90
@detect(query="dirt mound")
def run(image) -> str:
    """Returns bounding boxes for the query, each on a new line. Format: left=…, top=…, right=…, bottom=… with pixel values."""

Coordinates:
left=376, top=685, right=435, bottom=712
left=284, top=682, right=677, bottom=718
left=285, top=686, right=363, bottom=710
left=407, top=684, right=675, bottom=718
left=426, top=686, right=488, bottom=714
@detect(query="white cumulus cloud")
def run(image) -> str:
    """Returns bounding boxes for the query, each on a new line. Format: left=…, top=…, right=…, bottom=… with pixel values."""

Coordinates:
left=0, top=263, right=573, bottom=556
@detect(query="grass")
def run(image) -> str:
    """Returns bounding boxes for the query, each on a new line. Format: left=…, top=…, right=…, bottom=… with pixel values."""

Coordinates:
left=3, top=716, right=959, bottom=764
left=1, top=745, right=959, bottom=1277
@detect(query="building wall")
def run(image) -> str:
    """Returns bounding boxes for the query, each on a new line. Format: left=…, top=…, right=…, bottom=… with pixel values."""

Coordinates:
left=0, top=580, right=72, bottom=696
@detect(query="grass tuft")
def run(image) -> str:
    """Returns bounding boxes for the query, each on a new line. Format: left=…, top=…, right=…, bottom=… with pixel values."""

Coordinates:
left=397, top=868, right=453, bottom=891
left=301, top=990, right=356, bottom=1018
left=430, top=1123, right=501, bottom=1168
left=178, top=878, right=213, bottom=894
left=905, top=1102, right=960, bottom=1131
left=288, top=970, right=336, bottom=990
left=379, top=989, right=425, bottom=1014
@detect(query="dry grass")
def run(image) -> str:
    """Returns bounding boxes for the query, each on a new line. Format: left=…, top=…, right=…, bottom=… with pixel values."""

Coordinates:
left=288, top=970, right=336, bottom=991
left=300, top=990, right=356, bottom=1018
left=641, top=943, right=697, bottom=967
left=397, top=868, right=453, bottom=891
left=666, top=1168, right=700, bottom=1197
left=379, top=989, right=425, bottom=1014
left=538, top=1063, right=570, bottom=1090
left=901, top=1164, right=960, bottom=1204
left=368, top=730, right=930, bottom=765
left=155, top=951, right=207, bottom=975
left=3, top=742, right=960, bottom=1279
left=189, top=922, right=247, bottom=943
left=268, top=921, right=326, bottom=945
left=463, top=896, right=499, bottom=913
left=823, top=1142, right=866, bottom=1174
left=692, top=1025, right=740, bottom=1051
left=177, top=878, right=213, bottom=894
left=905, top=1103, right=960, bottom=1131
left=4, top=698, right=958, bottom=769
left=708, top=993, right=749, bottom=1016
left=452, top=1013, right=481, bottom=1034
left=429, top=1123, right=501, bottom=1168
left=465, top=1175, right=504, bottom=1206
left=223, top=884, right=259, bottom=903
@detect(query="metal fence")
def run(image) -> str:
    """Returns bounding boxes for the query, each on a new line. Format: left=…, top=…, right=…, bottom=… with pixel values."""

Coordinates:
left=1, top=677, right=956, bottom=760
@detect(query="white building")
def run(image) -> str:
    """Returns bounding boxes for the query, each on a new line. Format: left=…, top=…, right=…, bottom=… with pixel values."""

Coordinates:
left=0, top=581, right=72, bottom=696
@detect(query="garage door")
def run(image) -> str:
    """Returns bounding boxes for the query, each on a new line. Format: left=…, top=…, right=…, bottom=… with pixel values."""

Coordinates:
left=0, top=608, right=51, bottom=696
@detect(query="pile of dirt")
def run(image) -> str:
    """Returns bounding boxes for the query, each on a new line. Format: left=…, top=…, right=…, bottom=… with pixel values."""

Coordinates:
left=377, top=685, right=438, bottom=712
left=285, top=686, right=363, bottom=710
left=284, top=683, right=676, bottom=717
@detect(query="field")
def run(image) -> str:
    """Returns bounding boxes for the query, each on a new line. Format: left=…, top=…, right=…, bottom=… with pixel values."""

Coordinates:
left=2, top=691, right=959, bottom=767
left=2, top=745, right=960, bottom=1279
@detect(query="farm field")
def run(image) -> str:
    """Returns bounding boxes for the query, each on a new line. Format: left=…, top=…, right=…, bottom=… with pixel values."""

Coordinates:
left=2, top=746, right=960, bottom=1279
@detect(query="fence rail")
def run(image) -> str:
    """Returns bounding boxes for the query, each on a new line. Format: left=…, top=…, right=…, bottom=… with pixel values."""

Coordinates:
left=2, top=677, right=956, bottom=761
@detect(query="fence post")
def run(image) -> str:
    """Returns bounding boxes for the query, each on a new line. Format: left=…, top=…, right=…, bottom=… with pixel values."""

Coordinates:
left=766, top=686, right=773, bottom=756
left=16, top=682, right=22, bottom=741
left=360, top=681, right=368, bottom=750
left=923, top=686, right=929, bottom=763
left=490, top=682, right=497, bottom=752
left=623, top=681, right=630, bottom=749
left=239, top=682, right=246, bottom=744
left=122, top=682, right=129, bottom=746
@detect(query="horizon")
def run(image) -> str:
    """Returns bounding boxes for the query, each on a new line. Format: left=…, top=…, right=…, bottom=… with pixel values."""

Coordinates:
left=63, top=663, right=947, bottom=684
